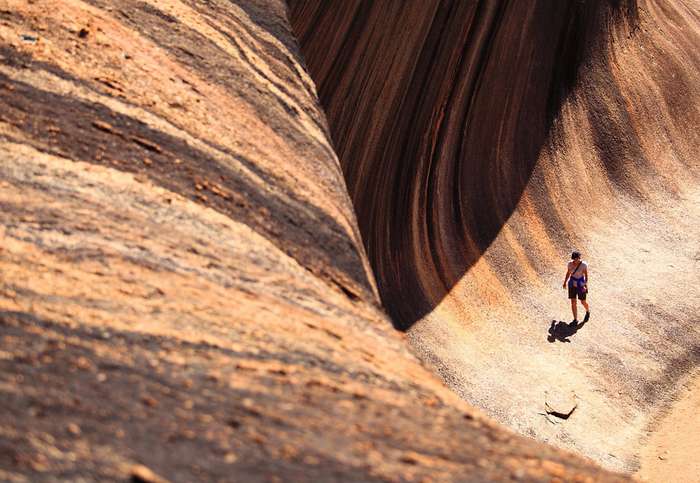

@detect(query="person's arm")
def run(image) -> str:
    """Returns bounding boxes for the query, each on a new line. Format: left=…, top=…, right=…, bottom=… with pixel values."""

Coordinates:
left=562, top=265, right=571, bottom=289
left=583, top=266, right=588, bottom=287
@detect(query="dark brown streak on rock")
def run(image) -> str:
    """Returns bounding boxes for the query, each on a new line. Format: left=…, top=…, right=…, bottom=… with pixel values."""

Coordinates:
left=549, top=0, right=648, bottom=193
left=0, top=73, right=373, bottom=302
left=183, top=0, right=323, bottom=127
left=83, top=0, right=341, bottom=180
left=0, top=43, right=335, bottom=223
left=434, top=0, right=509, bottom=290
left=202, top=17, right=303, bottom=119
left=583, top=67, right=653, bottom=194
left=640, top=345, right=700, bottom=406
left=289, top=0, right=640, bottom=329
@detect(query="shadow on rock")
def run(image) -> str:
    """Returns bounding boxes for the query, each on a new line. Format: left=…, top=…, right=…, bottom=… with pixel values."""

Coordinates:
left=547, top=320, right=587, bottom=343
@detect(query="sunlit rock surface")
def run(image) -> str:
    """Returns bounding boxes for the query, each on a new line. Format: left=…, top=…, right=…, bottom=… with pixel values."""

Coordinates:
left=0, top=0, right=634, bottom=481
left=290, top=0, right=700, bottom=473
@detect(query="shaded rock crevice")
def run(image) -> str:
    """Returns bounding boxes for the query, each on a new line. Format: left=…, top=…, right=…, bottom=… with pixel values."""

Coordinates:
left=289, top=0, right=643, bottom=328
left=289, top=0, right=699, bottom=473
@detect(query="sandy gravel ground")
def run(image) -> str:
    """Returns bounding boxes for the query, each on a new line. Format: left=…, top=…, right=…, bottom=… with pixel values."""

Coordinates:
left=636, top=371, right=700, bottom=483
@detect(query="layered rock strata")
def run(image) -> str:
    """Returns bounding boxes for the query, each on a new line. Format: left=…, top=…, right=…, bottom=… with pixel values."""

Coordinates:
left=290, top=0, right=700, bottom=473
left=0, top=0, right=631, bottom=481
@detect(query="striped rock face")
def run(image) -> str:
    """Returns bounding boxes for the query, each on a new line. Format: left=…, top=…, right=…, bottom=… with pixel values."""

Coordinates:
left=0, top=0, right=696, bottom=482
left=0, top=1, right=632, bottom=482
left=290, top=0, right=700, bottom=474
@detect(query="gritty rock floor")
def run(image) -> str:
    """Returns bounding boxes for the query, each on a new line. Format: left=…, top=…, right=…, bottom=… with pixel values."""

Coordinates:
left=290, top=0, right=700, bottom=475
left=0, top=0, right=631, bottom=481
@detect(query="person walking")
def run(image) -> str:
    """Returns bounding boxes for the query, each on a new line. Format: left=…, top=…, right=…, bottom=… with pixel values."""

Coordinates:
left=562, top=251, right=590, bottom=324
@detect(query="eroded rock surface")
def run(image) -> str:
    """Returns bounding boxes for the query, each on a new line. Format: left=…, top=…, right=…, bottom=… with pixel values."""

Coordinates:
left=0, top=0, right=631, bottom=481
left=290, top=0, right=700, bottom=473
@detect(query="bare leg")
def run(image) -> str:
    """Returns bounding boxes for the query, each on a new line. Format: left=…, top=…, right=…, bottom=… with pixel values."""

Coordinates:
left=581, top=299, right=590, bottom=312
left=570, top=298, right=578, bottom=321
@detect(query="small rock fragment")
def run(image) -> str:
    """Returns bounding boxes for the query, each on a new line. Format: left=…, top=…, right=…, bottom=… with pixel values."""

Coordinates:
left=544, top=391, right=577, bottom=419
left=142, top=396, right=158, bottom=407
left=92, top=120, right=115, bottom=133
left=75, top=356, right=91, bottom=370
left=130, top=464, right=169, bottom=483
left=399, top=453, right=418, bottom=465
left=131, top=136, right=162, bottom=153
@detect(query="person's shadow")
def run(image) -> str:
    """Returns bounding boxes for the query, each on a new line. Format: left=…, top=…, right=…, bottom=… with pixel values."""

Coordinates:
left=547, top=319, right=587, bottom=343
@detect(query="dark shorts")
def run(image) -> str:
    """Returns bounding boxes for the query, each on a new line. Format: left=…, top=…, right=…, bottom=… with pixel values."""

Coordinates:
left=568, top=284, right=587, bottom=300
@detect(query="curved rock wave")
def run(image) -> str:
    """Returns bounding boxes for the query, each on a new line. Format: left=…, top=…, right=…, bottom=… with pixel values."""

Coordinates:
left=0, top=0, right=634, bottom=481
left=291, top=0, right=700, bottom=472
left=291, top=0, right=656, bottom=327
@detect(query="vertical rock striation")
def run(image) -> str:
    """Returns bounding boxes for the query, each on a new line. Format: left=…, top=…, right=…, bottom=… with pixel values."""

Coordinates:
left=290, top=0, right=649, bottom=326
left=0, top=0, right=633, bottom=481
left=290, top=0, right=700, bottom=472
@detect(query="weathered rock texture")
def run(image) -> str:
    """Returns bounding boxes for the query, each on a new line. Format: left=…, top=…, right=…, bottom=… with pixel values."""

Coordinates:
left=0, top=0, right=634, bottom=482
left=290, top=0, right=700, bottom=473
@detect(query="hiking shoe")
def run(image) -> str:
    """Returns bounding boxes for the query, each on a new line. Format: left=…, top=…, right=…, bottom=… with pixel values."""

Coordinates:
left=583, top=311, right=590, bottom=323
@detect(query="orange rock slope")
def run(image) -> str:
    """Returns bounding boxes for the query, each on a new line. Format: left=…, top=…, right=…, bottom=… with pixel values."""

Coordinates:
left=0, top=0, right=634, bottom=481
left=290, top=0, right=700, bottom=474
